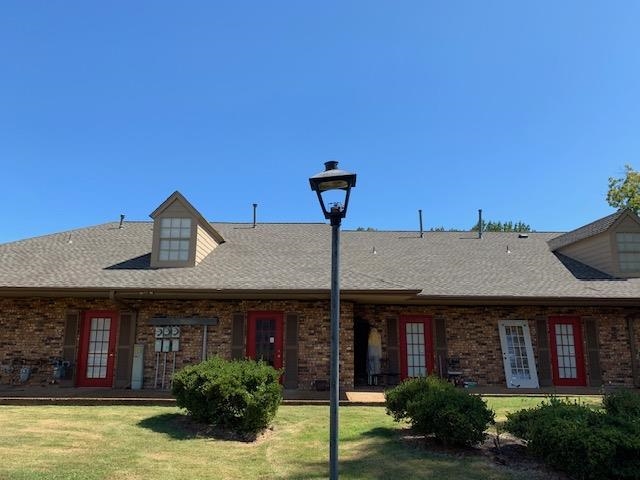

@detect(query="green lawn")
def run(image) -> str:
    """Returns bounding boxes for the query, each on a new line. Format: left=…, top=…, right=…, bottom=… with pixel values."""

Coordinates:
left=485, top=395, right=603, bottom=422
left=0, top=396, right=602, bottom=480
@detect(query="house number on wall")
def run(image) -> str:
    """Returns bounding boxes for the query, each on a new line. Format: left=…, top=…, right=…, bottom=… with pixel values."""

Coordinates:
left=155, top=326, right=181, bottom=352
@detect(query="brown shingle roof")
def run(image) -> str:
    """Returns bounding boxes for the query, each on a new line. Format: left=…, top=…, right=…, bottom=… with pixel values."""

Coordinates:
left=2, top=220, right=640, bottom=301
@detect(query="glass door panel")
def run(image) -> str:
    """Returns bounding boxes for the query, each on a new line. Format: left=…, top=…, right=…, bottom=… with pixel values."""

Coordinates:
left=399, top=316, right=433, bottom=380
left=76, top=311, right=118, bottom=387
left=498, top=320, right=539, bottom=388
left=548, top=316, right=586, bottom=386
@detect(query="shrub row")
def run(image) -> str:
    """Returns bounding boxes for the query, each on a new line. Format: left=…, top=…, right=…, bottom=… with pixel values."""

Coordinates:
left=172, top=356, right=282, bottom=437
left=504, top=391, right=640, bottom=480
left=385, top=376, right=495, bottom=447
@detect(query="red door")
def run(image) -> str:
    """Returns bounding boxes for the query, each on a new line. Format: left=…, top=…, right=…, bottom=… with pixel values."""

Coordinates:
left=399, top=315, right=434, bottom=380
left=247, top=311, right=284, bottom=370
left=76, top=311, right=119, bottom=387
left=548, top=316, right=586, bottom=386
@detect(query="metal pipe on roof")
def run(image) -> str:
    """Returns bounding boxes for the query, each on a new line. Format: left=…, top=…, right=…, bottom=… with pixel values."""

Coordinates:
left=119, top=214, right=125, bottom=229
left=419, top=209, right=424, bottom=238
left=253, top=203, right=258, bottom=228
left=478, top=209, right=483, bottom=239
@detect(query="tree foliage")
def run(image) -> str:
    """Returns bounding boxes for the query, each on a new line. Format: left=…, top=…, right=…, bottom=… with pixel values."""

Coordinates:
left=607, top=164, right=640, bottom=214
left=470, top=220, right=531, bottom=232
left=356, top=227, right=378, bottom=231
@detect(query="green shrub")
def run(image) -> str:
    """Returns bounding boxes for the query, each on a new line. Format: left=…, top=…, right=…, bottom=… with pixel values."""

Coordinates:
left=385, top=376, right=440, bottom=422
left=172, top=356, right=282, bottom=437
left=603, top=388, right=640, bottom=420
left=385, top=376, right=494, bottom=447
left=504, top=396, right=640, bottom=479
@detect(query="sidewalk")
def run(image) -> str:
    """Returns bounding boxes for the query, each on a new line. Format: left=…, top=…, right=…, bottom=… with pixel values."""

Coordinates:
left=0, top=384, right=604, bottom=407
left=0, top=384, right=385, bottom=406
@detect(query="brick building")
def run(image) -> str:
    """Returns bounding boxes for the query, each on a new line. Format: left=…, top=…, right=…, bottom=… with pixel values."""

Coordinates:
left=1, top=191, right=639, bottom=391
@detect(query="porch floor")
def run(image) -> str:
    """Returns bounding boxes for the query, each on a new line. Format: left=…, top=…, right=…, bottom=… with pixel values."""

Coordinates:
left=0, top=383, right=608, bottom=406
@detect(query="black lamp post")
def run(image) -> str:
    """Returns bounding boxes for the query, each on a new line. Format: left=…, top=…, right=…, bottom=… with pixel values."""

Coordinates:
left=309, top=161, right=357, bottom=480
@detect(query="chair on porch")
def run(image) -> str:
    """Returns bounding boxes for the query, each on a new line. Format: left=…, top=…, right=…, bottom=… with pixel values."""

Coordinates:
left=446, top=357, right=465, bottom=386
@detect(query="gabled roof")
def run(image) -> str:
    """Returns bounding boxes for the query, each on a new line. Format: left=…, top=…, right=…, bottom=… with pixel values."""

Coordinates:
left=1, top=220, right=640, bottom=303
left=547, top=209, right=628, bottom=251
left=150, top=191, right=224, bottom=244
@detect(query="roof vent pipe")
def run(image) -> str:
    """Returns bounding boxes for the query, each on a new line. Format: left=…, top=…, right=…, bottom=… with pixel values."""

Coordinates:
left=119, top=214, right=125, bottom=229
left=478, top=209, right=483, bottom=239
left=252, top=203, right=258, bottom=228
left=418, top=209, right=424, bottom=238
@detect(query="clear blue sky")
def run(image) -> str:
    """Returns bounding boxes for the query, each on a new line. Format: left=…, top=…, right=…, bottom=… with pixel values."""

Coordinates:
left=1, top=1, right=639, bottom=243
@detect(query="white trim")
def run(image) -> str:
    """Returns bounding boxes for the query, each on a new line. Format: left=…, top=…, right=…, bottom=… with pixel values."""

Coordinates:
left=498, top=319, right=540, bottom=388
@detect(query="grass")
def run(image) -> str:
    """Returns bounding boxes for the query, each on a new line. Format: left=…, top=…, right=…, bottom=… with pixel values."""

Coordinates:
left=0, top=396, right=603, bottom=480
left=484, top=395, right=603, bottom=422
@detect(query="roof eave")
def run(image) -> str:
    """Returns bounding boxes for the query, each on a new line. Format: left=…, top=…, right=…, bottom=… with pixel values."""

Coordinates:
left=1, top=287, right=638, bottom=307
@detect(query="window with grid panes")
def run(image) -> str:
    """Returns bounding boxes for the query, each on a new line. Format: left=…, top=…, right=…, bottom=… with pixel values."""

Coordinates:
left=616, top=232, right=640, bottom=272
left=554, top=323, right=577, bottom=379
left=159, top=218, right=192, bottom=261
left=405, top=322, right=426, bottom=377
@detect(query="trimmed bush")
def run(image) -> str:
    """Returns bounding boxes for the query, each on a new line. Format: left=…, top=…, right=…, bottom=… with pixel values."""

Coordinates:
left=172, top=356, right=282, bottom=437
left=603, top=388, right=640, bottom=420
left=504, top=396, right=640, bottom=480
left=386, top=376, right=495, bottom=447
left=385, top=376, right=436, bottom=422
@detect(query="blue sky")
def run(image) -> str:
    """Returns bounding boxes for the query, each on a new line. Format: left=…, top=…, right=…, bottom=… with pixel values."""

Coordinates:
left=1, top=1, right=639, bottom=243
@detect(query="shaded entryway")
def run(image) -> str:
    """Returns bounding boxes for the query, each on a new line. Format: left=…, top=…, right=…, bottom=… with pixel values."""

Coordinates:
left=353, top=318, right=369, bottom=387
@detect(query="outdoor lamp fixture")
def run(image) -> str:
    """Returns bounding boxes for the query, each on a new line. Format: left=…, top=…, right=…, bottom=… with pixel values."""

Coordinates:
left=309, top=161, right=357, bottom=226
left=309, top=161, right=357, bottom=480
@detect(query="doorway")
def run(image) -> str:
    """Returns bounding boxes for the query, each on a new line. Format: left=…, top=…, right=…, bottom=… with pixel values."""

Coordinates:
left=498, top=320, right=539, bottom=388
left=399, top=315, right=434, bottom=380
left=247, top=311, right=283, bottom=370
left=353, top=318, right=369, bottom=386
left=548, top=316, right=586, bottom=386
left=76, top=311, right=119, bottom=387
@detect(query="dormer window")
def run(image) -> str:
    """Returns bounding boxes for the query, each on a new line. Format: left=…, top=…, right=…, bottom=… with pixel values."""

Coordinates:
left=159, top=218, right=192, bottom=261
left=616, top=233, right=640, bottom=272
left=150, top=191, right=225, bottom=268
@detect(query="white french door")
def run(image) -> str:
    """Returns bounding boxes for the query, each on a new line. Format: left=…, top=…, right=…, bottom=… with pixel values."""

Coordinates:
left=498, top=320, right=539, bottom=388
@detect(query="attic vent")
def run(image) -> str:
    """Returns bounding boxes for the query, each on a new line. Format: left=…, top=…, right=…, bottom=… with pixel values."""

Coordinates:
left=518, top=233, right=529, bottom=239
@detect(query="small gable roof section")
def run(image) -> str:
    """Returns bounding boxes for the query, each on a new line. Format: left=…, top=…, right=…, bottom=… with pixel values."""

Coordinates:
left=149, top=191, right=224, bottom=268
left=548, top=209, right=640, bottom=277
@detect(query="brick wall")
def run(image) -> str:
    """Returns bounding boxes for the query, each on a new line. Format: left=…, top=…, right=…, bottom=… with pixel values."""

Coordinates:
left=354, top=304, right=640, bottom=387
left=1, top=296, right=638, bottom=389
left=0, top=297, right=354, bottom=390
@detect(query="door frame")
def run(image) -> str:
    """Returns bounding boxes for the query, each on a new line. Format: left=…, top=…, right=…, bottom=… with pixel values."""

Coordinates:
left=398, top=315, right=434, bottom=380
left=76, top=310, right=119, bottom=387
left=498, top=319, right=540, bottom=388
left=548, top=316, right=586, bottom=386
left=246, top=311, right=284, bottom=370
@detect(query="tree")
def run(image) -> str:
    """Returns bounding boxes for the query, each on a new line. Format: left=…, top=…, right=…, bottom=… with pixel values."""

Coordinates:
left=470, top=220, right=531, bottom=232
left=607, top=164, right=640, bottom=214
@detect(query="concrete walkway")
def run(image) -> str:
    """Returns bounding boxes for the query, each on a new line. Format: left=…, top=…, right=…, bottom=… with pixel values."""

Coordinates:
left=0, top=384, right=387, bottom=406
left=0, top=384, right=606, bottom=406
